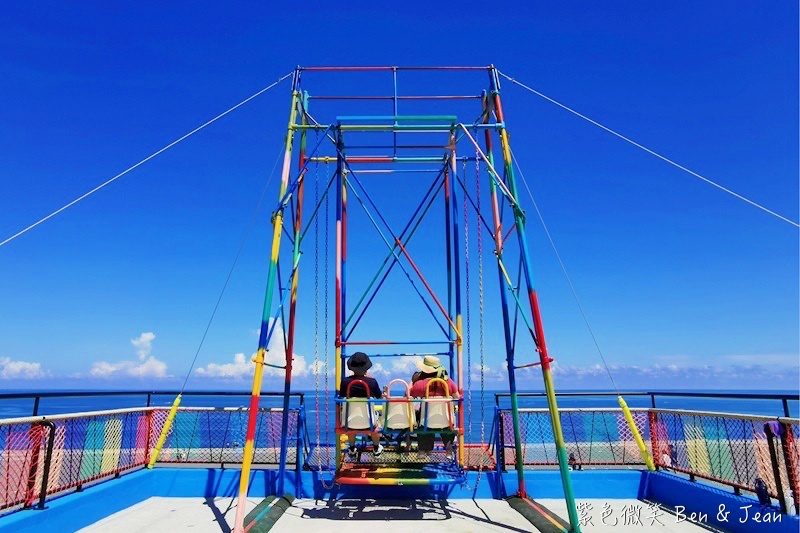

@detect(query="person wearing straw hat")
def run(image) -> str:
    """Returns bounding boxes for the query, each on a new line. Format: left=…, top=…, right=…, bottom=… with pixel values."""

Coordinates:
left=409, top=355, right=459, bottom=460
left=338, top=352, right=384, bottom=457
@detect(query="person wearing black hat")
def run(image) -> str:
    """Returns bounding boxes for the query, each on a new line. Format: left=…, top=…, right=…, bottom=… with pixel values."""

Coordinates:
left=338, top=352, right=384, bottom=457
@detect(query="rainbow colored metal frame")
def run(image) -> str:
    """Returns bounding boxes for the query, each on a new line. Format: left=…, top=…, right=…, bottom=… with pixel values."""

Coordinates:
left=232, top=66, right=581, bottom=533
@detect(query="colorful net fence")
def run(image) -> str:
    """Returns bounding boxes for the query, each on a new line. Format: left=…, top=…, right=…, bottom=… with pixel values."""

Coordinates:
left=650, top=410, right=799, bottom=503
left=0, top=408, right=150, bottom=515
left=0, top=406, right=303, bottom=516
left=154, top=407, right=300, bottom=465
left=497, top=407, right=799, bottom=512
left=498, top=408, right=651, bottom=467
left=0, top=421, right=51, bottom=513
left=2, top=403, right=797, bottom=515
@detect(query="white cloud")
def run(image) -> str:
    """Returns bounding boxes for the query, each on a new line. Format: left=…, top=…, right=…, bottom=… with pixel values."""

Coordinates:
left=89, top=357, right=168, bottom=379
left=546, top=358, right=800, bottom=387
left=131, top=332, right=155, bottom=361
left=195, top=319, right=310, bottom=380
left=196, top=353, right=253, bottom=379
left=263, top=318, right=309, bottom=377
left=469, top=363, right=505, bottom=382
left=311, top=360, right=327, bottom=376
left=718, top=353, right=799, bottom=367
left=0, top=357, right=46, bottom=379
left=88, top=331, right=169, bottom=379
left=391, top=358, right=418, bottom=375
left=129, top=356, right=168, bottom=377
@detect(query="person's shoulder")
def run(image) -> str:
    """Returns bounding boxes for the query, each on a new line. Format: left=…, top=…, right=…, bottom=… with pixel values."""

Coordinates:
left=409, top=378, right=427, bottom=393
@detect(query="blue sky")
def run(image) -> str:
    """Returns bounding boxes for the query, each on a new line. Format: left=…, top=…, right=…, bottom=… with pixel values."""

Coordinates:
left=0, top=1, right=797, bottom=392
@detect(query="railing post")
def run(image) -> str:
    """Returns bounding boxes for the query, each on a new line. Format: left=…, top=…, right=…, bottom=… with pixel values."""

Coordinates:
left=497, top=409, right=506, bottom=473
left=37, top=421, right=56, bottom=510
left=295, top=407, right=304, bottom=496
left=24, top=422, right=47, bottom=508
left=764, top=422, right=787, bottom=514
left=780, top=421, right=799, bottom=515
left=32, top=397, right=40, bottom=417
left=145, top=408, right=154, bottom=466
left=648, top=411, right=660, bottom=469
left=494, top=407, right=504, bottom=497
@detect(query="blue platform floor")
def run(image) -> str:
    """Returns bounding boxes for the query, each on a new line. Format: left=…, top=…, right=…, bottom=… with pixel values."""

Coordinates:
left=1, top=468, right=796, bottom=533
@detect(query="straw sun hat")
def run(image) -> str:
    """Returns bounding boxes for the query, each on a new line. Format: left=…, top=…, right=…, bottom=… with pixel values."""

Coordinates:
left=416, top=355, right=444, bottom=374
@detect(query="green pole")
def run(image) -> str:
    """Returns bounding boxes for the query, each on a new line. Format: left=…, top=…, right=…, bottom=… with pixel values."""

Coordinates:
left=488, top=66, right=581, bottom=532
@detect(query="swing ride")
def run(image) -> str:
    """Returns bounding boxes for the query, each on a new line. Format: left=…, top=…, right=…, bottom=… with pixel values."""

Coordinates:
left=215, top=65, right=599, bottom=533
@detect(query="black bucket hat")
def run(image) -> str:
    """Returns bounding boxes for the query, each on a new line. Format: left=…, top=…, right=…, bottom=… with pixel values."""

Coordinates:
left=347, top=352, right=372, bottom=371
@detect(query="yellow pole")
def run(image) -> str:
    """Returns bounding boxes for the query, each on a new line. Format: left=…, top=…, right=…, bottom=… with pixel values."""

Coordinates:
left=147, top=394, right=181, bottom=468
left=618, top=396, right=655, bottom=471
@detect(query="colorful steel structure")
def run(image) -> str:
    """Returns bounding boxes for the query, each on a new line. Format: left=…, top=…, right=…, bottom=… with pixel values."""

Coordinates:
left=230, top=65, right=581, bottom=533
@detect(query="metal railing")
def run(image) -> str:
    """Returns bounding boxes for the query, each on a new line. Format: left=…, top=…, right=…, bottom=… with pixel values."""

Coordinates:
left=650, top=409, right=799, bottom=514
left=0, top=403, right=305, bottom=516
left=154, top=407, right=302, bottom=466
left=0, top=390, right=305, bottom=417
left=496, top=408, right=650, bottom=468
left=494, top=390, right=797, bottom=417
left=493, top=405, right=799, bottom=514
left=0, top=408, right=152, bottom=515
left=1, top=390, right=797, bottom=517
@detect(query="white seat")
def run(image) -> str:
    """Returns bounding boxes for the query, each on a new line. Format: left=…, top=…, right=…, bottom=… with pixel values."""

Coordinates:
left=385, top=400, right=413, bottom=430
left=420, top=398, right=454, bottom=430
left=383, top=379, right=413, bottom=430
left=341, top=400, right=374, bottom=430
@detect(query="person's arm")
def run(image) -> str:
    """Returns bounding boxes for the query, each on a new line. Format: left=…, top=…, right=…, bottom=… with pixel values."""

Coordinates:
left=409, top=379, right=424, bottom=398
left=448, top=378, right=461, bottom=399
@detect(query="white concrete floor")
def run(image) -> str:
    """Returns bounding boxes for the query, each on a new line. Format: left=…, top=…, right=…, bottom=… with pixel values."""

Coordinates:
left=78, top=497, right=715, bottom=532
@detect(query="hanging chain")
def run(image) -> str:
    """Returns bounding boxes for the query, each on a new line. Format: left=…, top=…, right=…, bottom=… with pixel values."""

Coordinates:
left=323, top=161, right=332, bottom=484
left=463, top=158, right=472, bottom=446
left=476, top=144, right=486, bottom=480
left=313, top=138, right=323, bottom=475
left=314, top=155, right=334, bottom=489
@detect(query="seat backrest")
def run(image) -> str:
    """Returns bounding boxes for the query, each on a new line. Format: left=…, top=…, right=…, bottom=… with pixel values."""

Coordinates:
left=342, top=378, right=376, bottom=430
left=420, top=378, right=454, bottom=430
left=420, top=398, right=454, bottom=430
left=384, top=379, right=412, bottom=430
left=341, top=399, right=373, bottom=430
